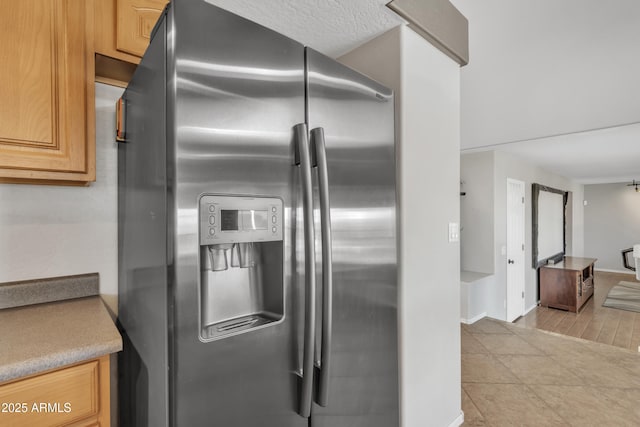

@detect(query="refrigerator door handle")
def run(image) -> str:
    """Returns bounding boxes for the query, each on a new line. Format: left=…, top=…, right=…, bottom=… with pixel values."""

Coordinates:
left=294, top=123, right=317, bottom=418
left=311, top=127, right=333, bottom=407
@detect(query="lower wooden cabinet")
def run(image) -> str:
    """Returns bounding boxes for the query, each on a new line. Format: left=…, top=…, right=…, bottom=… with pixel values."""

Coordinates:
left=0, top=356, right=110, bottom=427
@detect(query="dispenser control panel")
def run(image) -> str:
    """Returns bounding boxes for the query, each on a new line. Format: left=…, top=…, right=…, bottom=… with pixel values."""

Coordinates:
left=199, top=195, right=283, bottom=245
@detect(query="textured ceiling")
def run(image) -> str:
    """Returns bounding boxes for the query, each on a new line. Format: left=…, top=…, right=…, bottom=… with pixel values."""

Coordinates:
left=205, top=0, right=405, bottom=57
left=452, top=0, right=640, bottom=184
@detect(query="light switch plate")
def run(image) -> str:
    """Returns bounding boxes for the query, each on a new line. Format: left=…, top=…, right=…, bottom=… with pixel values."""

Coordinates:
left=448, top=222, right=459, bottom=243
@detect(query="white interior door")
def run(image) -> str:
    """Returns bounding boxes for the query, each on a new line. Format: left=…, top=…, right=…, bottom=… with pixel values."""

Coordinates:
left=506, top=178, right=525, bottom=321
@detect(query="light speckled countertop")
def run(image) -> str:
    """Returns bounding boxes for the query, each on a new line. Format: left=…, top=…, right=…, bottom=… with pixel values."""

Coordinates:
left=0, top=296, right=122, bottom=382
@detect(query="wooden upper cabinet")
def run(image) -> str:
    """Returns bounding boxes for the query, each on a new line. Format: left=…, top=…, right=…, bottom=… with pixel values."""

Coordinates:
left=117, top=0, right=167, bottom=57
left=95, top=0, right=167, bottom=87
left=95, top=0, right=167, bottom=62
left=0, top=0, right=95, bottom=185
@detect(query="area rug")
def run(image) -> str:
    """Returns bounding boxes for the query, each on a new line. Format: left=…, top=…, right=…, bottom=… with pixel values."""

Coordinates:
left=602, top=281, right=640, bottom=313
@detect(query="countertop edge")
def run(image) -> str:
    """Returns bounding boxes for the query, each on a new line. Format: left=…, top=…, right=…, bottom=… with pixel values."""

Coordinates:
left=0, top=338, right=123, bottom=383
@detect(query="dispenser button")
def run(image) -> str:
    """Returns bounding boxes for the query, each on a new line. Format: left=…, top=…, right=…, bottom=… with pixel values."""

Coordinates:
left=272, top=226, right=277, bottom=233
left=271, top=206, right=276, bottom=213
left=209, top=228, right=216, bottom=236
left=208, top=205, right=215, bottom=213
left=272, top=215, right=277, bottom=224
left=209, top=215, right=216, bottom=225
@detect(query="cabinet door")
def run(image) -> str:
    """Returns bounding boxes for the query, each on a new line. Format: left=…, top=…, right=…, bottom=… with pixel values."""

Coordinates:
left=0, top=0, right=95, bottom=184
left=0, top=356, right=110, bottom=427
left=117, top=0, right=167, bottom=57
left=540, top=268, right=578, bottom=312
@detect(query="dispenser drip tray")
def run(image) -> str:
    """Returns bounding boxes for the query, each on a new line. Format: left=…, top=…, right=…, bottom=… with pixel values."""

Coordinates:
left=202, top=311, right=281, bottom=340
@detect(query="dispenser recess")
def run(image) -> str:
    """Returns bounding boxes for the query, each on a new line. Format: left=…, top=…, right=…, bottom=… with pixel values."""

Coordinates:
left=198, top=195, right=284, bottom=341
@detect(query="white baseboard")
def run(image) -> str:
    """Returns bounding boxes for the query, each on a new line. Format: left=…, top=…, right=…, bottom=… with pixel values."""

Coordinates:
left=460, top=312, right=487, bottom=324
left=448, top=411, right=464, bottom=427
left=595, top=268, right=636, bottom=275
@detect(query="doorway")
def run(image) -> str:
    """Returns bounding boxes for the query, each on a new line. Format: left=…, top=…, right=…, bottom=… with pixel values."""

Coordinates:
left=506, top=178, right=525, bottom=321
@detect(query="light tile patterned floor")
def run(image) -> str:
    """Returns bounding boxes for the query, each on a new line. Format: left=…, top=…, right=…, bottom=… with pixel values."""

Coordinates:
left=461, top=318, right=640, bottom=426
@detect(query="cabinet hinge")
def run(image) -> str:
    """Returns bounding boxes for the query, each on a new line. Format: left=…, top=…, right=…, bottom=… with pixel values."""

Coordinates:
left=522, top=244, right=525, bottom=251
left=522, top=291, right=525, bottom=298
left=522, top=197, right=525, bottom=203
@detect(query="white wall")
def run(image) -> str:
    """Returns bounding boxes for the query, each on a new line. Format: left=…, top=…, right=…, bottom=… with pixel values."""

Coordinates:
left=584, top=183, right=640, bottom=272
left=341, top=25, right=462, bottom=427
left=0, top=83, right=123, bottom=313
left=461, top=150, right=584, bottom=320
left=460, top=151, right=494, bottom=274
left=460, top=272, right=491, bottom=324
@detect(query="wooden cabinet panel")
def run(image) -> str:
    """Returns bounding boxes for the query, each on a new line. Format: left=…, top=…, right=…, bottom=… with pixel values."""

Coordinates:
left=95, top=0, right=141, bottom=65
left=0, top=0, right=95, bottom=184
left=539, top=268, right=578, bottom=312
left=0, top=4, right=54, bottom=146
left=0, top=356, right=110, bottom=427
left=117, top=0, right=167, bottom=57
left=95, top=0, right=166, bottom=61
left=95, top=0, right=167, bottom=87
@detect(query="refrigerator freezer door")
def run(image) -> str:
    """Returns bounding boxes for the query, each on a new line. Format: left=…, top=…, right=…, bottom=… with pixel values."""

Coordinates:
left=118, top=17, right=169, bottom=427
left=169, top=3, right=307, bottom=426
left=306, top=49, right=399, bottom=426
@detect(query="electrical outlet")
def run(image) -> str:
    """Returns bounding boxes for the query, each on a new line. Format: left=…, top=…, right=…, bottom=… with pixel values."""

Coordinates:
left=448, top=222, right=459, bottom=243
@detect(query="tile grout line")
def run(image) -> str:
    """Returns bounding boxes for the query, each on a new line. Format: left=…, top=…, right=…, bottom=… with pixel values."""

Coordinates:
left=522, top=382, right=577, bottom=426
left=468, top=324, right=570, bottom=425
left=461, top=385, right=489, bottom=426
left=463, top=326, right=526, bottom=427
left=463, top=314, right=640, bottom=425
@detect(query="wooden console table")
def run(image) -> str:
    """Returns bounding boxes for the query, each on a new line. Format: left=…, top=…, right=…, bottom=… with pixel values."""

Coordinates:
left=539, top=257, right=597, bottom=313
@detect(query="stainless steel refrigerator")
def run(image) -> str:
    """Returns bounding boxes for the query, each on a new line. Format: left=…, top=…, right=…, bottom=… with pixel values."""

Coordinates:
left=117, top=2, right=397, bottom=426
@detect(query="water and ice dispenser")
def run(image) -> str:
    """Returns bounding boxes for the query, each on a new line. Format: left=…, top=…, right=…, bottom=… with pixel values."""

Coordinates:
left=198, top=195, right=284, bottom=341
